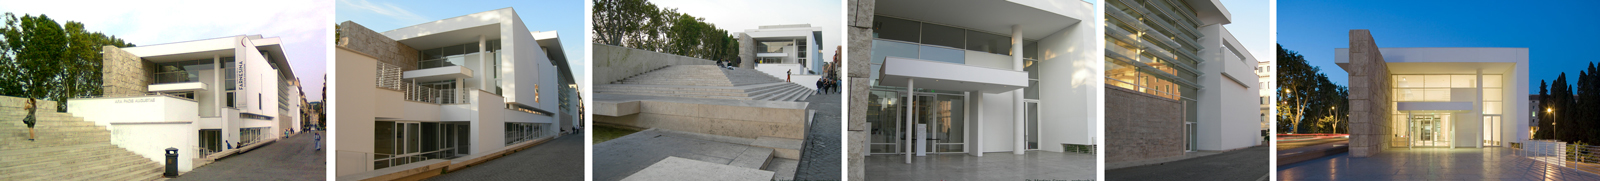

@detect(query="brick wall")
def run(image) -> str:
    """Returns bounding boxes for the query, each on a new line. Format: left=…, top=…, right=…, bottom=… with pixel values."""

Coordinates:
left=101, top=46, right=147, bottom=96
left=1346, top=29, right=1391, bottom=157
left=1105, top=86, right=1184, bottom=163
left=337, top=21, right=420, bottom=71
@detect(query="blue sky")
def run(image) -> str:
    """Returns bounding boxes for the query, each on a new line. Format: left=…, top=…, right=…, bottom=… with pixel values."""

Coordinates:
left=0, top=0, right=331, bottom=101
left=1221, top=0, right=1273, bottom=65
left=336, top=0, right=586, bottom=83
left=1280, top=0, right=1600, bottom=89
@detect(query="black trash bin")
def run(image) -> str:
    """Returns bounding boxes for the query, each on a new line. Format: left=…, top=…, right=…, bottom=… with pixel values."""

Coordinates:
left=164, top=148, right=178, bottom=177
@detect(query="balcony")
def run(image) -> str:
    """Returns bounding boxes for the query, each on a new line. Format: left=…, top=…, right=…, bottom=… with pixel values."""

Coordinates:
left=401, top=81, right=468, bottom=104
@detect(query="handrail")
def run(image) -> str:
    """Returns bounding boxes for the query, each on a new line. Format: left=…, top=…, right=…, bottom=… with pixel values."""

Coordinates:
left=370, top=148, right=456, bottom=169
left=401, top=81, right=468, bottom=104
left=376, top=61, right=403, bottom=90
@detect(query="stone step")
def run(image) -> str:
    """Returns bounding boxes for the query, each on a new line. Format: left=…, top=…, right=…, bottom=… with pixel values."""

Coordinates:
left=752, top=137, right=805, bottom=159
left=728, top=147, right=774, bottom=169
left=0, top=96, right=164, bottom=181
left=766, top=158, right=800, bottom=181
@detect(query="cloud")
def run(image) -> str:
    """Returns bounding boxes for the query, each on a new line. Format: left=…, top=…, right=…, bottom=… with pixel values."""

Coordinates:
left=337, top=0, right=428, bottom=24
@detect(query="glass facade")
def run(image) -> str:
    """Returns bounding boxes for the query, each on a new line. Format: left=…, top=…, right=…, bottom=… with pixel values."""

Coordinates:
left=866, top=15, right=1042, bottom=155
left=418, top=40, right=502, bottom=69
left=1106, top=0, right=1205, bottom=151
left=1389, top=74, right=1503, bottom=147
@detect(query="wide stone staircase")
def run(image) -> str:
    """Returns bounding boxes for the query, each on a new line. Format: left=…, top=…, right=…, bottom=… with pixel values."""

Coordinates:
left=599, top=65, right=813, bottom=102
left=0, top=98, right=164, bottom=181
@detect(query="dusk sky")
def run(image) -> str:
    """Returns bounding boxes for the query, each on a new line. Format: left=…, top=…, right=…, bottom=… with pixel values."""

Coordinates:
left=1279, top=0, right=1600, bottom=89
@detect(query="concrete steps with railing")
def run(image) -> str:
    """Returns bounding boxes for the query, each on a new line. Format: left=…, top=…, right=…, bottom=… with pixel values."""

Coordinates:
left=0, top=96, right=164, bottom=181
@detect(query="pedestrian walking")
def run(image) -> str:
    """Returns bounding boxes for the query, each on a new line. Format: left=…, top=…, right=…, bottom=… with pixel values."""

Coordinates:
left=314, top=132, right=322, bottom=150
left=816, top=79, right=824, bottom=94
left=787, top=70, right=791, bottom=82
left=22, top=98, right=36, bottom=141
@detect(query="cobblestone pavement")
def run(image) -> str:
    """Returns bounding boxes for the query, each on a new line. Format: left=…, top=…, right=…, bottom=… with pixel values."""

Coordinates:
left=1108, top=145, right=1269, bottom=181
left=428, top=135, right=585, bottom=181
left=172, top=131, right=325, bottom=181
left=795, top=92, right=842, bottom=180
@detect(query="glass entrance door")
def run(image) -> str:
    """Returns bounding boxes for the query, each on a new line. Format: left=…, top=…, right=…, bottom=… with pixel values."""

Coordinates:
left=925, top=94, right=964, bottom=153
left=1026, top=101, right=1039, bottom=150
left=866, top=90, right=903, bottom=155
left=1409, top=114, right=1450, bottom=147
left=1484, top=116, right=1501, bottom=146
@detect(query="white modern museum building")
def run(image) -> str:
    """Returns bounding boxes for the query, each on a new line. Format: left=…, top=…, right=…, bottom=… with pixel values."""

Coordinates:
left=1337, top=46, right=1530, bottom=149
left=333, top=7, right=579, bottom=178
left=72, top=35, right=306, bottom=172
left=741, top=24, right=825, bottom=78
left=863, top=0, right=1099, bottom=161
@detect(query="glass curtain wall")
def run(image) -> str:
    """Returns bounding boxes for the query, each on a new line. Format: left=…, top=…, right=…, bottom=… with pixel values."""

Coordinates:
left=419, top=40, right=502, bottom=69
left=869, top=15, right=1038, bottom=86
left=1106, top=0, right=1204, bottom=151
left=1388, top=74, right=1502, bottom=147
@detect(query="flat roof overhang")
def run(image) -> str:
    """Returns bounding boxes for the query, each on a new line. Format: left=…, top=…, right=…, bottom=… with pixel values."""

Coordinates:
left=1335, top=47, right=1525, bottom=74
left=1396, top=102, right=1473, bottom=112
left=148, top=82, right=207, bottom=92
left=403, top=66, right=474, bottom=82
left=877, top=56, right=1027, bottom=93
left=124, top=35, right=294, bottom=78
left=392, top=24, right=501, bottom=50
left=875, top=0, right=1083, bottom=40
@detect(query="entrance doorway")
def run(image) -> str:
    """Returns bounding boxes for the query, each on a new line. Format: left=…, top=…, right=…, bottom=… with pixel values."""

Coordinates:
left=1484, top=115, right=1501, bottom=146
left=865, top=89, right=966, bottom=155
left=1409, top=114, right=1451, bottom=147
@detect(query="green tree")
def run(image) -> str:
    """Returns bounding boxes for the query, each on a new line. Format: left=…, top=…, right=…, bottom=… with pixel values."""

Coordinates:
left=1536, top=80, right=1552, bottom=139
left=1, top=13, right=132, bottom=111
left=1277, top=44, right=1349, bottom=134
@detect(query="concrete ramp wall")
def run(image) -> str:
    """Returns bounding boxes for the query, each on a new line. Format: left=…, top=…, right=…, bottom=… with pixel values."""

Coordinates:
left=596, top=99, right=808, bottom=140
left=592, top=43, right=716, bottom=86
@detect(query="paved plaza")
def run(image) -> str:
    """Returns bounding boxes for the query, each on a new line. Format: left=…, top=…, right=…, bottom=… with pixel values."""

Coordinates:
left=864, top=151, right=1096, bottom=180
left=172, top=131, right=325, bottom=181
left=795, top=92, right=842, bottom=180
left=428, top=135, right=585, bottom=181
left=1279, top=147, right=1600, bottom=180
left=1108, top=145, right=1269, bottom=180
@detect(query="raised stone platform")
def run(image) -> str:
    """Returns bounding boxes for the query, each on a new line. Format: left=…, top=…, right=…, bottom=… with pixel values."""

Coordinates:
left=621, top=156, right=775, bottom=181
left=595, top=129, right=801, bottom=181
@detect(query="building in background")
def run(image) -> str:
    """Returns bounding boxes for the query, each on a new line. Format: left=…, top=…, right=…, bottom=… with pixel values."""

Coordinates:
left=332, top=7, right=578, bottom=178
left=75, top=34, right=304, bottom=172
left=1259, top=61, right=1273, bottom=134
left=1338, top=30, right=1529, bottom=156
left=1104, top=0, right=1262, bottom=164
left=741, top=24, right=824, bottom=78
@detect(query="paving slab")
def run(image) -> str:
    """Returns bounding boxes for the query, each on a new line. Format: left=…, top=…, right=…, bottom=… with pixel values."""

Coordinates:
left=593, top=129, right=768, bottom=181
left=1279, top=147, right=1600, bottom=180
left=620, top=156, right=774, bottom=181
left=865, top=151, right=1096, bottom=180
left=1108, top=145, right=1269, bottom=181
left=172, top=131, right=325, bottom=181
left=794, top=92, right=842, bottom=180
left=426, top=135, right=584, bottom=181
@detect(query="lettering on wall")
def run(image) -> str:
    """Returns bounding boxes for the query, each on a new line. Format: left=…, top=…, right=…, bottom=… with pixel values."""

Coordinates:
left=115, top=98, right=156, bottom=103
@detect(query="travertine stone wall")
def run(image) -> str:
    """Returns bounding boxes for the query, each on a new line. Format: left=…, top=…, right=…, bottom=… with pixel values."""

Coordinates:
left=1346, top=29, right=1391, bottom=157
left=846, top=0, right=873, bottom=180
left=590, top=43, right=715, bottom=86
left=338, top=21, right=420, bottom=71
left=1105, top=86, right=1185, bottom=163
left=102, top=46, right=148, bottom=96
left=738, top=33, right=755, bottom=69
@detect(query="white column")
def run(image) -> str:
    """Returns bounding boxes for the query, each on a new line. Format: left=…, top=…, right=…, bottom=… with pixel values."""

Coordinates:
left=480, top=35, right=489, bottom=92
left=972, top=91, right=983, bottom=157
left=215, top=54, right=227, bottom=148
left=1477, top=69, right=1484, bottom=148
left=905, top=79, right=914, bottom=164
left=1012, top=25, right=1026, bottom=155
